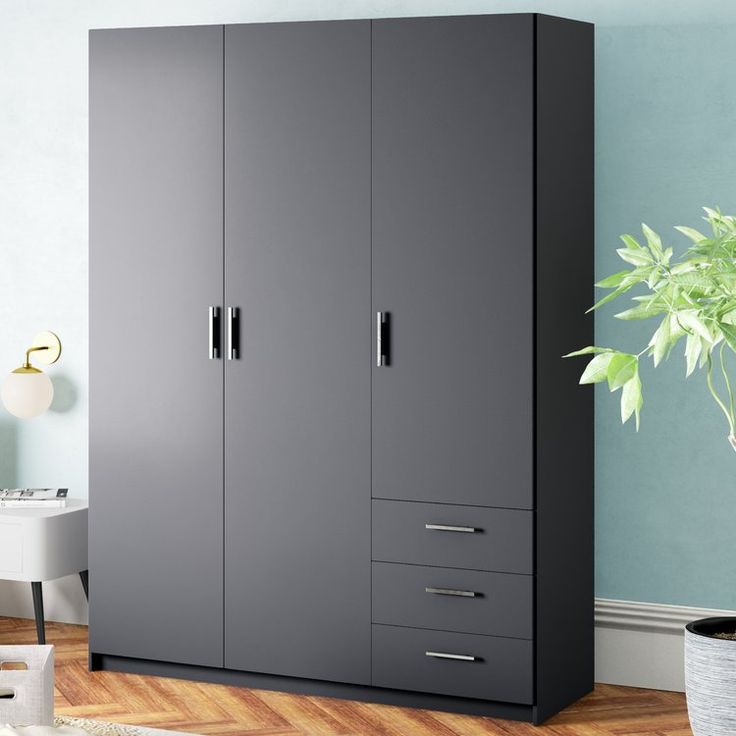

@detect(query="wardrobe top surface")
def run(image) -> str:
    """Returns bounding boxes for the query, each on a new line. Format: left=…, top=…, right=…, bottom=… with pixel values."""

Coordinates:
left=89, top=13, right=592, bottom=35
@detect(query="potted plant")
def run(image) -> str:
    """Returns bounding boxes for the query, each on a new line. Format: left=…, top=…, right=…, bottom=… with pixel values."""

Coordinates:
left=565, top=207, right=736, bottom=736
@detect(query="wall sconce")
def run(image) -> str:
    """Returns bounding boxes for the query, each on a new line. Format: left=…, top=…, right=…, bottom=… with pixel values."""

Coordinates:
left=1, top=332, right=62, bottom=419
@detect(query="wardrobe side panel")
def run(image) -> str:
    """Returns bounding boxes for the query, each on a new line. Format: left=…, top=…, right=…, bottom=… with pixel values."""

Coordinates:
left=534, top=14, right=595, bottom=722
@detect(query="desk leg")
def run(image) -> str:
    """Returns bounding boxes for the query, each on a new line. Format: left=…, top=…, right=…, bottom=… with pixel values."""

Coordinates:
left=31, top=582, right=45, bottom=645
left=79, top=570, right=89, bottom=600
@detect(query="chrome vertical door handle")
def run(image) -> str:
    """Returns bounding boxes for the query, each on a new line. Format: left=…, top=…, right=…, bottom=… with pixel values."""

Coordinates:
left=227, top=307, right=239, bottom=360
left=209, top=306, right=220, bottom=359
left=377, top=311, right=390, bottom=367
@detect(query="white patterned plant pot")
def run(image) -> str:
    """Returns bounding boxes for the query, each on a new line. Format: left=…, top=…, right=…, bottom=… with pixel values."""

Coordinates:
left=0, top=645, right=54, bottom=726
left=685, top=618, right=736, bottom=736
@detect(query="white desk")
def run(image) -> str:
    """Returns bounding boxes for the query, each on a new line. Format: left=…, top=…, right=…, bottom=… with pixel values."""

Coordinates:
left=0, top=499, right=88, bottom=643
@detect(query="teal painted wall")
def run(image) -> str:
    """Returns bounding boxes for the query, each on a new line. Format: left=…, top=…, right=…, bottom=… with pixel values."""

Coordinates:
left=594, top=23, right=736, bottom=608
left=1, top=0, right=736, bottom=620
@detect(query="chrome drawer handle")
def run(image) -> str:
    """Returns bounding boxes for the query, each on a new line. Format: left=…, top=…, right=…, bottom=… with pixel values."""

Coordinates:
left=425, top=586, right=477, bottom=598
left=425, top=523, right=478, bottom=533
left=425, top=651, right=478, bottom=662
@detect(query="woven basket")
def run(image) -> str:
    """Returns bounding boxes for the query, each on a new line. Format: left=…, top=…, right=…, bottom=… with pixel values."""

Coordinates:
left=0, top=645, right=54, bottom=726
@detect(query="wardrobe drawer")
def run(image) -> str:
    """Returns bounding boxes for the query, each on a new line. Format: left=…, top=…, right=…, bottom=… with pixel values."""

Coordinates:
left=372, top=500, right=533, bottom=574
left=372, top=624, right=533, bottom=703
left=372, top=562, right=532, bottom=639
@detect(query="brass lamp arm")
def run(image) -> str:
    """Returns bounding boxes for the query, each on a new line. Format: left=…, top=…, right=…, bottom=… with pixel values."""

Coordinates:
left=19, top=332, right=62, bottom=369
left=23, top=345, right=49, bottom=369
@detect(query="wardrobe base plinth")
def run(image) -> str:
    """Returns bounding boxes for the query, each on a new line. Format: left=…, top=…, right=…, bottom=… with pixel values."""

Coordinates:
left=89, top=651, right=545, bottom=722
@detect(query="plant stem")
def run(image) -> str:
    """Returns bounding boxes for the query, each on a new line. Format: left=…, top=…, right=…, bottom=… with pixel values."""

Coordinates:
left=706, top=353, right=735, bottom=437
left=719, top=344, right=736, bottom=452
left=719, top=342, right=735, bottom=425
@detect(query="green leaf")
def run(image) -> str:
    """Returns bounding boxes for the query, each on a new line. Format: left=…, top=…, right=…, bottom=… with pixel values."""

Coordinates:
left=699, top=336, right=712, bottom=368
left=671, top=311, right=687, bottom=334
left=685, top=333, right=701, bottom=377
left=675, top=225, right=708, bottom=243
left=562, top=346, right=614, bottom=358
left=670, top=262, right=696, bottom=275
left=721, top=309, right=736, bottom=326
left=649, top=315, right=671, bottom=367
left=623, top=266, right=655, bottom=287
left=587, top=284, right=633, bottom=313
left=595, top=270, right=631, bottom=288
left=686, top=241, right=714, bottom=255
left=646, top=269, right=662, bottom=289
left=620, top=372, right=643, bottom=430
left=619, top=233, right=644, bottom=251
left=607, top=353, right=638, bottom=391
left=642, top=223, right=664, bottom=259
left=579, top=352, right=615, bottom=385
left=615, top=301, right=666, bottom=321
left=616, top=248, right=653, bottom=267
left=720, top=322, right=736, bottom=353
left=678, top=310, right=713, bottom=342
left=672, top=272, right=715, bottom=290
left=716, top=273, right=736, bottom=287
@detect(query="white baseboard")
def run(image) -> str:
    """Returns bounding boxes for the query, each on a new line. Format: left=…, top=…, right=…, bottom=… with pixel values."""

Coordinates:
left=595, top=597, right=736, bottom=692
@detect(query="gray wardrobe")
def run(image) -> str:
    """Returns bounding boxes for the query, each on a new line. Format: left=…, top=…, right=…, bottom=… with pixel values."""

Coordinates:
left=89, top=14, right=593, bottom=724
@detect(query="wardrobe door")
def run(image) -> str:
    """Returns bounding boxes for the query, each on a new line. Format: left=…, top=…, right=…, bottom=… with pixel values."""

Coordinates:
left=372, top=16, right=534, bottom=510
left=89, top=26, right=224, bottom=666
left=224, top=22, right=371, bottom=683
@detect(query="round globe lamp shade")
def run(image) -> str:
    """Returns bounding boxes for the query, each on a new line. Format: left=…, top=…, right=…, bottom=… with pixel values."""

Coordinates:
left=1, top=369, right=54, bottom=418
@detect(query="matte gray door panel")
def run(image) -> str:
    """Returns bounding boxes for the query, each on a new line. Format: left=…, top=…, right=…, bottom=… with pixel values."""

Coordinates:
left=372, top=624, right=533, bottom=703
left=89, top=26, right=223, bottom=666
left=372, top=562, right=532, bottom=639
left=224, top=21, right=371, bottom=683
left=372, top=500, right=533, bottom=574
left=372, top=16, right=534, bottom=509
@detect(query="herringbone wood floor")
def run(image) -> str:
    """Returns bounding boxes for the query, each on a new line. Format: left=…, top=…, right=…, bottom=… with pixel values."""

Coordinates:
left=0, top=617, right=691, bottom=735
